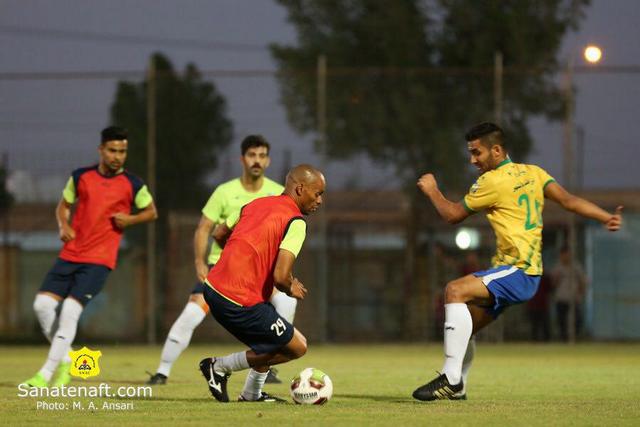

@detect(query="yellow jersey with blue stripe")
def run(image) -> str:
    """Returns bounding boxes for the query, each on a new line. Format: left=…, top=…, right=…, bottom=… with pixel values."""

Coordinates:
left=462, top=159, right=555, bottom=275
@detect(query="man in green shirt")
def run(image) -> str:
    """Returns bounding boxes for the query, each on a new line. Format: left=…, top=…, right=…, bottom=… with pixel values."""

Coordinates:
left=148, top=135, right=294, bottom=386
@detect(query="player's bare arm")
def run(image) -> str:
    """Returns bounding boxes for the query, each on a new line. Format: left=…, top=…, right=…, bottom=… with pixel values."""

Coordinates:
left=211, top=223, right=232, bottom=248
left=193, top=215, right=216, bottom=281
left=544, top=182, right=623, bottom=231
left=417, top=173, right=470, bottom=224
left=273, top=249, right=307, bottom=300
left=112, top=202, right=158, bottom=229
left=55, top=197, right=75, bottom=242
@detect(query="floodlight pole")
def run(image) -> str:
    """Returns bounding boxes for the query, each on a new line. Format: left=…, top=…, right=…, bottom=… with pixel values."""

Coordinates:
left=146, top=57, right=157, bottom=344
left=1, top=152, right=14, bottom=330
left=493, top=51, right=505, bottom=343
left=563, top=56, right=577, bottom=344
left=316, top=54, right=328, bottom=342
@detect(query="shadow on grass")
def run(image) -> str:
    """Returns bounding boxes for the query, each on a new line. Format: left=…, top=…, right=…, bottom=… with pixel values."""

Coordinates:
left=336, top=393, right=414, bottom=403
left=144, top=397, right=216, bottom=404
left=337, top=393, right=469, bottom=406
left=0, top=381, right=22, bottom=389
left=105, top=379, right=157, bottom=385
left=148, top=397, right=296, bottom=405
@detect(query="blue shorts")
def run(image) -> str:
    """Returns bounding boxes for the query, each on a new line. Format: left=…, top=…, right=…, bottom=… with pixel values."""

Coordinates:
left=202, top=283, right=294, bottom=355
left=473, top=265, right=540, bottom=318
left=39, top=258, right=111, bottom=306
left=191, top=264, right=214, bottom=294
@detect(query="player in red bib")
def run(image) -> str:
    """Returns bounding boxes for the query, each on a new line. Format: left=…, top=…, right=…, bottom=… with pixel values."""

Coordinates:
left=22, top=126, right=158, bottom=388
left=199, top=164, right=325, bottom=403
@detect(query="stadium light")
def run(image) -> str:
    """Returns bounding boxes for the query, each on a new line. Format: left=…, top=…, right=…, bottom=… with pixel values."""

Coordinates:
left=455, top=228, right=479, bottom=250
left=563, top=44, right=603, bottom=344
left=564, top=44, right=604, bottom=191
left=583, top=45, right=602, bottom=64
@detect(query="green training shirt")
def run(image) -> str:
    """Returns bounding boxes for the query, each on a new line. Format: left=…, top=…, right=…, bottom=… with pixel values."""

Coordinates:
left=202, top=177, right=284, bottom=264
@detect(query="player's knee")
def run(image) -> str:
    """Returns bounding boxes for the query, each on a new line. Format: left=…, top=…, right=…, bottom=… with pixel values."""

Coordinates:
left=189, top=293, right=209, bottom=311
left=33, top=294, right=58, bottom=315
left=444, top=281, right=465, bottom=303
left=178, top=301, right=208, bottom=329
left=290, top=334, right=308, bottom=359
left=33, top=298, right=46, bottom=315
left=293, top=341, right=308, bottom=359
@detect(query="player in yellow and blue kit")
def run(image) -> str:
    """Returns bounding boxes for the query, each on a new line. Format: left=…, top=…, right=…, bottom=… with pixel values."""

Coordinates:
left=413, top=122, right=623, bottom=401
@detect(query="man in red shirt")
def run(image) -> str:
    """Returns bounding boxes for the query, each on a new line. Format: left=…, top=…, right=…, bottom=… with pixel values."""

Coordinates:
left=23, top=126, right=158, bottom=388
left=199, top=164, right=325, bottom=402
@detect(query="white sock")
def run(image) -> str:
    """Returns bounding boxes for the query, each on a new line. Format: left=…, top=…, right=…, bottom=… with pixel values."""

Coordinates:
left=271, top=290, right=297, bottom=324
left=441, top=303, right=473, bottom=385
left=33, top=295, right=73, bottom=365
left=157, top=302, right=206, bottom=377
left=460, top=336, right=476, bottom=393
left=62, top=350, right=72, bottom=365
left=33, top=294, right=60, bottom=341
left=240, top=369, right=268, bottom=401
left=461, top=336, right=476, bottom=383
left=39, top=298, right=83, bottom=381
left=215, top=351, right=249, bottom=375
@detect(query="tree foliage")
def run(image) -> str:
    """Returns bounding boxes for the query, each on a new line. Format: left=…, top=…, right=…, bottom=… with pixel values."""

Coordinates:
left=110, top=53, right=233, bottom=210
left=271, top=0, right=589, bottom=188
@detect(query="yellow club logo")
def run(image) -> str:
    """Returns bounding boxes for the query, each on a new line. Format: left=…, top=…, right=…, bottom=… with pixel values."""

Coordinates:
left=68, top=346, right=102, bottom=379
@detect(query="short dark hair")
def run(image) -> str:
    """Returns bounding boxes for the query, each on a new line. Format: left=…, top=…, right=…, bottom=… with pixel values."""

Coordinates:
left=465, top=122, right=505, bottom=149
left=101, top=126, right=128, bottom=144
left=241, top=135, right=270, bottom=155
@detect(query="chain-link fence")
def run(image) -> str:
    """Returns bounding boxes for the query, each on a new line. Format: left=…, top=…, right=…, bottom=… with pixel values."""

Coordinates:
left=1, top=65, right=638, bottom=343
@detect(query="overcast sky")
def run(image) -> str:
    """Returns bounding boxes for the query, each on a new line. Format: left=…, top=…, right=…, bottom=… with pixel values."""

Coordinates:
left=1, top=0, right=639, bottom=201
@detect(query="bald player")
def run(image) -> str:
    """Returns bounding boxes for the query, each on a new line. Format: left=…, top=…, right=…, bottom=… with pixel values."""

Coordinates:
left=147, top=135, right=292, bottom=385
left=198, top=165, right=325, bottom=403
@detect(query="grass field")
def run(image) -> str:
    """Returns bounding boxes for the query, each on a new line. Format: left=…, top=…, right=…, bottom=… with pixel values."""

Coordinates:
left=1, top=343, right=639, bottom=426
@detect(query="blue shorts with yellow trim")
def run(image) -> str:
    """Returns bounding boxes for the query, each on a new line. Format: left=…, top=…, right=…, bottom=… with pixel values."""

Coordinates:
left=202, top=283, right=294, bottom=354
left=473, top=265, right=540, bottom=318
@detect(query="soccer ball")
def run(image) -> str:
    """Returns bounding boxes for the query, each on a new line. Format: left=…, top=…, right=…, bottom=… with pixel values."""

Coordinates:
left=290, top=367, right=333, bottom=405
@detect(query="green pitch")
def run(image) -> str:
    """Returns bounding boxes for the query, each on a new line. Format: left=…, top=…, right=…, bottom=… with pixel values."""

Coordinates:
left=1, top=343, right=639, bottom=426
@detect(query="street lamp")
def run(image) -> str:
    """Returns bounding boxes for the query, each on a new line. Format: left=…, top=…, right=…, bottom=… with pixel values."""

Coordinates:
left=584, top=45, right=602, bottom=64
left=564, top=45, right=602, bottom=189
left=562, top=44, right=602, bottom=343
